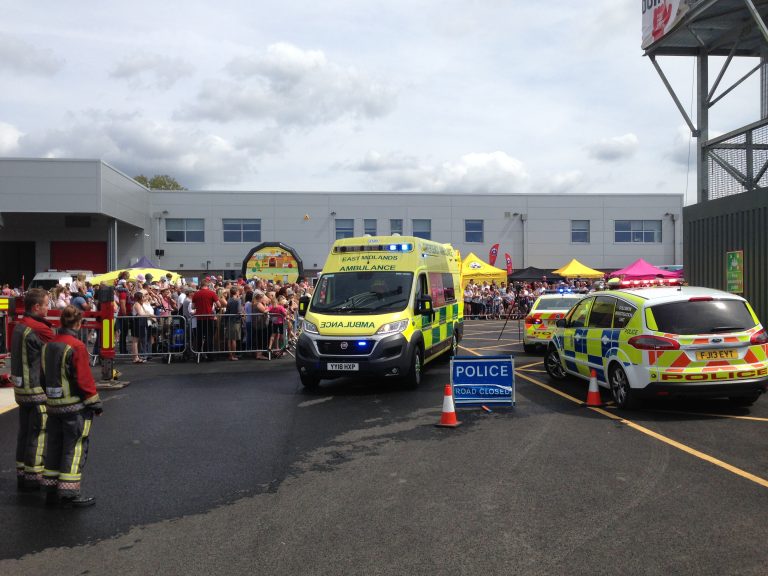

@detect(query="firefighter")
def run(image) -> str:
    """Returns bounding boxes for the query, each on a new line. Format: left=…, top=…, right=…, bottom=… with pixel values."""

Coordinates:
left=41, top=305, right=103, bottom=508
left=10, top=288, right=55, bottom=492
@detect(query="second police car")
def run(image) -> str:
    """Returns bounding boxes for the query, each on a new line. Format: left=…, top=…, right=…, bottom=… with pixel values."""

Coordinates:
left=544, top=286, right=768, bottom=408
left=523, top=290, right=585, bottom=353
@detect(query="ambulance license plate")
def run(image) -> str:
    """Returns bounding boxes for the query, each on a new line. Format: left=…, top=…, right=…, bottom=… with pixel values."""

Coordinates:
left=695, top=349, right=738, bottom=361
left=327, top=362, right=359, bottom=371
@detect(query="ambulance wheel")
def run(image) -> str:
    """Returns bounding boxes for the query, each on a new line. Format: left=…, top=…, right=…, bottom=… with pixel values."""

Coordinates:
left=609, top=365, right=637, bottom=410
left=544, top=347, right=566, bottom=381
left=523, top=343, right=536, bottom=354
left=299, top=373, right=320, bottom=390
left=728, top=393, right=760, bottom=407
left=403, top=347, right=423, bottom=389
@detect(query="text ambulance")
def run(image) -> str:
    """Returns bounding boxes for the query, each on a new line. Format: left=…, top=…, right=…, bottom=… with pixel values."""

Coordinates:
left=296, top=235, right=463, bottom=388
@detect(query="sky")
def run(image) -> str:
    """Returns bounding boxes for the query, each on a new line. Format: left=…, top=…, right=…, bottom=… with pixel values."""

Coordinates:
left=0, top=1, right=762, bottom=204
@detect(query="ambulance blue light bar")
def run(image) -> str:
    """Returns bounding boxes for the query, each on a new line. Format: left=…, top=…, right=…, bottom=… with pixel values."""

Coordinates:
left=334, top=243, right=413, bottom=254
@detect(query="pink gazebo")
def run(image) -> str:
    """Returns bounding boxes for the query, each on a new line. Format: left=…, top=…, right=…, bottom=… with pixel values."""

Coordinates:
left=610, top=259, right=682, bottom=280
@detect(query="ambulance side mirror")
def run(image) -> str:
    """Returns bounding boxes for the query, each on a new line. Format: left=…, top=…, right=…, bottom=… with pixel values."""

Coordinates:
left=298, top=295, right=310, bottom=317
left=556, top=319, right=566, bottom=328
left=416, top=295, right=433, bottom=316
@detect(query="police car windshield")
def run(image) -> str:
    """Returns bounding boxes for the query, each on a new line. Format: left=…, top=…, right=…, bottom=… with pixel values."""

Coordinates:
left=311, top=272, right=413, bottom=314
left=651, top=299, right=756, bottom=335
left=535, top=297, right=583, bottom=311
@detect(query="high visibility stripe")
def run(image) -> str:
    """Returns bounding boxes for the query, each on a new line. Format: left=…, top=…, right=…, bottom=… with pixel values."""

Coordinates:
left=67, top=417, right=91, bottom=480
left=21, top=327, right=31, bottom=388
left=102, top=318, right=111, bottom=350
left=33, top=407, right=47, bottom=470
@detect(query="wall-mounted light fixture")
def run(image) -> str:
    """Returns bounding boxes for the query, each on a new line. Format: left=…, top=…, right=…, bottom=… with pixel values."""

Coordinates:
left=330, top=211, right=337, bottom=217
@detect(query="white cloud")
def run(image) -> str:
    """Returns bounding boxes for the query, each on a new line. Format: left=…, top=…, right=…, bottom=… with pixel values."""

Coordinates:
left=0, top=122, right=22, bottom=154
left=669, top=125, right=694, bottom=166
left=110, top=52, right=195, bottom=90
left=587, top=133, right=639, bottom=161
left=349, top=150, right=530, bottom=193
left=176, top=42, right=397, bottom=126
left=0, top=32, right=64, bottom=76
left=541, top=170, right=584, bottom=194
left=15, top=111, right=273, bottom=188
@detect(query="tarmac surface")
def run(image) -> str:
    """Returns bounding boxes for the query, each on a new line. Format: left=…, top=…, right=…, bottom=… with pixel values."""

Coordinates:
left=0, top=319, right=767, bottom=575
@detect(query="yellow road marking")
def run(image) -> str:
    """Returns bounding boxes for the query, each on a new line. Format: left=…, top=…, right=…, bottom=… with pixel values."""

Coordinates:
left=515, top=371, right=768, bottom=490
left=517, top=361, right=544, bottom=371
left=0, top=403, right=17, bottom=415
left=471, top=343, right=520, bottom=352
left=458, top=345, right=482, bottom=357
left=603, top=406, right=768, bottom=423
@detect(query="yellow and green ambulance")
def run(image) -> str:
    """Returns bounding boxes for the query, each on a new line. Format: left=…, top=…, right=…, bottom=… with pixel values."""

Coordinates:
left=296, top=235, right=463, bottom=388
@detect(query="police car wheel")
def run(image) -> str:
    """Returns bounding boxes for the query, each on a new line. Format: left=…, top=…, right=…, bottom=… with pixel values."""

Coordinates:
left=728, top=393, right=760, bottom=407
left=404, top=347, right=423, bottom=388
left=544, top=347, right=566, bottom=381
left=609, top=365, right=636, bottom=409
left=300, top=373, right=320, bottom=390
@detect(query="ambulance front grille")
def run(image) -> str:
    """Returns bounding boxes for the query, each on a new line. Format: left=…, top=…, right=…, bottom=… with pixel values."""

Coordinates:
left=317, top=340, right=374, bottom=356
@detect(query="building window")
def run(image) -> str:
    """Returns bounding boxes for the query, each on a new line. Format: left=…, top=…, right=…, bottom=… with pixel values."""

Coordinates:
left=223, top=219, right=261, bottom=243
left=571, top=220, right=590, bottom=243
left=615, top=220, right=662, bottom=243
left=335, top=218, right=354, bottom=239
left=166, top=218, right=204, bottom=243
left=390, top=219, right=403, bottom=235
left=412, top=219, right=431, bottom=240
left=364, top=219, right=377, bottom=236
left=465, top=219, right=484, bottom=243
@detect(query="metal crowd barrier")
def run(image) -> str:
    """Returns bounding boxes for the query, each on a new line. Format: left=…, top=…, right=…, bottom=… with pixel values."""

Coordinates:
left=187, top=312, right=294, bottom=362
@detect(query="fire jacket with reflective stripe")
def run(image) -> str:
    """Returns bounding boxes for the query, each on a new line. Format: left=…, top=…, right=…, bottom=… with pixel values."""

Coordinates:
left=41, top=330, right=99, bottom=410
left=10, top=315, right=55, bottom=403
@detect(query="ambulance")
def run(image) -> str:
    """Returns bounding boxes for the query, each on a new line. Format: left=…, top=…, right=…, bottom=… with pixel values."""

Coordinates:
left=295, top=235, right=463, bottom=388
left=544, top=286, right=768, bottom=408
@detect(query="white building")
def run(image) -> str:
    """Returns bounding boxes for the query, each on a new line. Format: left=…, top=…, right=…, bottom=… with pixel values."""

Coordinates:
left=0, top=158, right=683, bottom=283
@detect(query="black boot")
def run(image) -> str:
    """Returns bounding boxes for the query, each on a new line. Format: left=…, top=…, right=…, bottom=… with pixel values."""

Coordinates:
left=60, top=495, right=96, bottom=508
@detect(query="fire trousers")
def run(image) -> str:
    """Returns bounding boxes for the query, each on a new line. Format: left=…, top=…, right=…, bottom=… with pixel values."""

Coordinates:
left=16, top=403, right=47, bottom=485
left=42, top=410, right=93, bottom=497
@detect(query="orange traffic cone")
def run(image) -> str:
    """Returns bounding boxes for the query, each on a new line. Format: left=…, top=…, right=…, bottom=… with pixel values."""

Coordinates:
left=436, top=384, right=462, bottom=428
left=585, top=369, right=603, bottom=407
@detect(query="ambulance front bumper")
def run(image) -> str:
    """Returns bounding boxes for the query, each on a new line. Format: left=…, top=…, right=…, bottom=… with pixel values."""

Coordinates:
left=295, top=332, right=415, bottom=379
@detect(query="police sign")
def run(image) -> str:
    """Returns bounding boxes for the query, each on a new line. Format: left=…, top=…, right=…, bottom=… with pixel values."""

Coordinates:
left=450, top=355, right=514, bottom=407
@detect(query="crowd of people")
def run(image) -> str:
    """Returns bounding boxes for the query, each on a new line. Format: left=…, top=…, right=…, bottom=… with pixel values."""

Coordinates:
left=2, top=272, right=314, bottom=363
left=462, top=277, right=603, bottom=319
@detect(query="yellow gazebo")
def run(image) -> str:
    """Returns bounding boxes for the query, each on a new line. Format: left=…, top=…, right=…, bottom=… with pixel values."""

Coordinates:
left=552, top=259, right=604, bottom=279
left=461, top=252, right=507, bottom=287
left=89, top=267, right=181, bottom=285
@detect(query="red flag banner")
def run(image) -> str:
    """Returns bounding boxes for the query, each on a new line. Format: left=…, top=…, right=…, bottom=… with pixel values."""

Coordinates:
left=489, top=244, right=500, bottom=266
left=504, top=253, right=512, bottom=275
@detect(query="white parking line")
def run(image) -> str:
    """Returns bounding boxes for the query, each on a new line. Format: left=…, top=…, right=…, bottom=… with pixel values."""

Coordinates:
left=298, top=397, right=334, bottom=408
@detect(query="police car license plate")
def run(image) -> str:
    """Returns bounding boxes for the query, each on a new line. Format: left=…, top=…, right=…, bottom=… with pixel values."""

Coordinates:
left=327, top=362, right=359, bottom=371
left=695, top=349, right=738, bottom=361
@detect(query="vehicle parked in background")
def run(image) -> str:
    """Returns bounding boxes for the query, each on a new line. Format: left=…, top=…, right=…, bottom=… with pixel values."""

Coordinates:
left=545, top=287, right=768, bottom=408
left=523, top=291, right=585, bottom=353
left=28, top=270, right=93, bottom=291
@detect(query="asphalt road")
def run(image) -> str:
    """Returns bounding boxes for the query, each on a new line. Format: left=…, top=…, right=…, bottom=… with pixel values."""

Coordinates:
left=1, top=319, right=767, bottom=575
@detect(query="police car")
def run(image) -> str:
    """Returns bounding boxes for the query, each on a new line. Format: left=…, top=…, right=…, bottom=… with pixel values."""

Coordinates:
left=544, top=286, right=768, bottom=408
left=523, top=291, right=585, bottom=353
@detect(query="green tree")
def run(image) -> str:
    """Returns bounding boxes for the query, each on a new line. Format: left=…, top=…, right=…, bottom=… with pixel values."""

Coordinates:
left=134, top=174, right=187, bottom=190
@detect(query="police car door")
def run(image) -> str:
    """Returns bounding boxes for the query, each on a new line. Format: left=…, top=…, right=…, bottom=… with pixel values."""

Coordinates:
left=562, top=297, right=593, bottom=377
left=585, top=295, right=617, bottom=382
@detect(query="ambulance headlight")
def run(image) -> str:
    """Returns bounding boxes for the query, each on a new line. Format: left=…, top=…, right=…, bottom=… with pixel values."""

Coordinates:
left=376, top=319, right=409, bottom=336
left=303, top=319, right=319, bottom=334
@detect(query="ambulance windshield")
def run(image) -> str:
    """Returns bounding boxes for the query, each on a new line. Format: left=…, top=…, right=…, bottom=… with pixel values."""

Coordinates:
left=311, top=272, right=413, bottom=314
